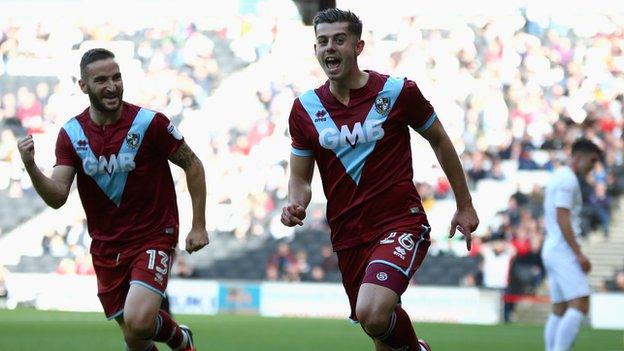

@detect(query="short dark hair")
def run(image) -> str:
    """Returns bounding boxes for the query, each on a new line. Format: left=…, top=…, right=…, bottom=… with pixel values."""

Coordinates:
left=313, top=8, right=362, bottom=39
left=80, top=48, right=115, bottom=80
left=571, top=138, right=602, bottom=157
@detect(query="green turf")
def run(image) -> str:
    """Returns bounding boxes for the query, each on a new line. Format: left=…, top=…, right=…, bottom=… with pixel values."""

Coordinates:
left=0, top=309, right=621, bottom=350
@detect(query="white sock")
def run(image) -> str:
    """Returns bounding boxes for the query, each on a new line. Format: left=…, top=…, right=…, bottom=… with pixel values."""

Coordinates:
left=554, top=308, right=585, bottom=351
left=544, top=313, right=561, bottom=351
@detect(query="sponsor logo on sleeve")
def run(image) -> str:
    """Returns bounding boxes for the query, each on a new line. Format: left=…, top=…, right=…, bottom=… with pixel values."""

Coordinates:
left=167, top=121, right=183, bottom=140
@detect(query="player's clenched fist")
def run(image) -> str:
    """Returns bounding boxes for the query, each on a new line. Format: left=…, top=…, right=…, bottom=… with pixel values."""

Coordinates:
left=17, top=135, right=36, bottom=167
left=281, top=203, right=306, bottom=226
left=185, top=228, right=209, bottom=254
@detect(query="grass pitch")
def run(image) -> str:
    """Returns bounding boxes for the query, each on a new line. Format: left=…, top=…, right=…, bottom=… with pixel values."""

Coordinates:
left=0, top=309, right=621, bottom=350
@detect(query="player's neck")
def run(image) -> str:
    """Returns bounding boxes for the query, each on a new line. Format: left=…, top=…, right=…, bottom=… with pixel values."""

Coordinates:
left=329, top=70, right=369, bottom=105
left=89, top=106, right=122, bottom=126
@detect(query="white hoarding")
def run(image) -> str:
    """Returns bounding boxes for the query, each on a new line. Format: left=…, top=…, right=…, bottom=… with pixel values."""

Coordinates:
left=167, top=279, right=219, bottom=315
left=590, top=293, right=624, bottom=330
left=260, top=282, right=351, bottom=319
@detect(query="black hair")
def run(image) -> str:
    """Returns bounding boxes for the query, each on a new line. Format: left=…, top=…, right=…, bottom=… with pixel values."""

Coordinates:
left=80, top=48, right=115, bottom=80
left=571, top=138, right=602, bottom=158
left=312, top=8, right=362, bottom=39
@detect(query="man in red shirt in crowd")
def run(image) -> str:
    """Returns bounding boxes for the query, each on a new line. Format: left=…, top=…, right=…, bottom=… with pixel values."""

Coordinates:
left=17, top=48, right=208, bottom=351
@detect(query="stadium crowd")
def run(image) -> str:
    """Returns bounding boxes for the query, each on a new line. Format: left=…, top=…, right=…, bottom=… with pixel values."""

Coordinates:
left=1, top=5, right=623, bottom=303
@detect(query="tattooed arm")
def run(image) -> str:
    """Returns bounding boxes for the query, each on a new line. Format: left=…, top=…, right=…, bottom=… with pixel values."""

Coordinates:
left=169, top=142, right=209, bottom=253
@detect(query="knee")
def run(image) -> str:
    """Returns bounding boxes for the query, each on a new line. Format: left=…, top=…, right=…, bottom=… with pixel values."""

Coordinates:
left=552, top=303, right=567, bottom=316
left=124, top=313, right=156, bottom=340
left=356, top=304, right=392, bottom=337
left=568, top=297, right=590, bottom=315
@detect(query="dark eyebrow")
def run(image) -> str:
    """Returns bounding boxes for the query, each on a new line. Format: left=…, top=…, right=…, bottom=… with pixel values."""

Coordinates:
left=93, top=72, right=121, bottom=81
left=317, top=32, right=347, bottom=40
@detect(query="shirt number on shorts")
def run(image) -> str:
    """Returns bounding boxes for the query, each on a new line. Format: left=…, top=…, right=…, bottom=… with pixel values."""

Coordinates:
left=380, top=232, right=415, bottom=251
left=380, top=232, right=397, bottom=244
left=146, top=249, right=169, bottom=275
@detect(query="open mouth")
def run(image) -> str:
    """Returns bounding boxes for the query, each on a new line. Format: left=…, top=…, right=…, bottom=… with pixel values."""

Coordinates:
left=103, top=95, right=119, bottom=103
left=325, top=57, right=341, bottom=72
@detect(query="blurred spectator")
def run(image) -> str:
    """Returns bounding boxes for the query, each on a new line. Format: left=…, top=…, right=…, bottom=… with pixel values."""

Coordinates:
left=467, top=151, right=489, bottom=184
left=481, top=239, right=515, bottom=289
left=587, top=182, right=612, bottom=238
left=16, top=87, right=43, bottom=134
left=266, top=242, right=299, bottom=281
left=40, top=229, right=54, bottom=255
left=171, top=251, right=196, bottom=278
left=75, top=254, right=95, bottom=275
left=55, top=257, right=77, bottom=275
left=602, top=270, right=624, bottom=292
left=295, top=250, right=310, bottom=279
left=309, top=265, right=325, bottom=282
left=48, top=232, right=69, bottom=258
left=462, top=255, right=484, bottom=287
left=319, top=244, right=339, bottom=274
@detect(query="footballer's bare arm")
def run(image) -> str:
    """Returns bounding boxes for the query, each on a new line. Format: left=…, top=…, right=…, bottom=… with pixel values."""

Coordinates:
left=169, top=141, right=208, bottom=253
left=169, top=142, right=201, bottom=170
left=17, top=135, right=76, bottom=209
left=421, top=119, right=478, bottom=250
left=282, top=154, right=314, bottom=227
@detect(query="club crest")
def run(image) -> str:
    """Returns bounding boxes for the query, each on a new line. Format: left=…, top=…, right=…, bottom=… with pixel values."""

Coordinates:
left=126, top=133, right=140, bottom=149
left=375, top=97, right=390, bottom=116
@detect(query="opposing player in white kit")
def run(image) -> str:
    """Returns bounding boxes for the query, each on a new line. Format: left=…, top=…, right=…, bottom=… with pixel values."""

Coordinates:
left=542, top=139, right=601, bottom=351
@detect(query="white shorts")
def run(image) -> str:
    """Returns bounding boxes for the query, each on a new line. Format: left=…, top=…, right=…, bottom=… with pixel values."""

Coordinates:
left=542, top=251, right=591, bottom=304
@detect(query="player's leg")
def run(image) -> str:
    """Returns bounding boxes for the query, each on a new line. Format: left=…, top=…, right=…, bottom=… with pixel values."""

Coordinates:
left=93, top=252, right=156, bottom=350
left=122, top=283, right=165, bottom=340
left=161, top=292, right=172, bottom=316
left=356, top=283, right=398, bottom=336
left=553, top=296, right=589, bottom=351
left=372, top=338, right=393, bottom=351
left=356, top=283, right=422, bottom=350
left=336, top=240, right=395, bottom=350
left=126, top=247, right=194, bottom=350
left=550, top=254, right=591, bottom=351
left=116, top=313, right=159, bottom=351
left=357, top=226, right=431, bottom=350
left=545, top=302, right=566, bottom=351
left=543, top=257, right=566, bottom=351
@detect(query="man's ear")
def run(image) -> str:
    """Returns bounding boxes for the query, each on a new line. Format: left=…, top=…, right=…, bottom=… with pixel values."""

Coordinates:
left=78, top=79, right=88, bottom=94
left=355, top=39, right=365, bottom=56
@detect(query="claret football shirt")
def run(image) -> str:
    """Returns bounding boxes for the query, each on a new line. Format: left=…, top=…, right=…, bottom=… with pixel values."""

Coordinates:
left=289, top=71, right=436, bottom=250
left=55, top=102, right=183, bottom=255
